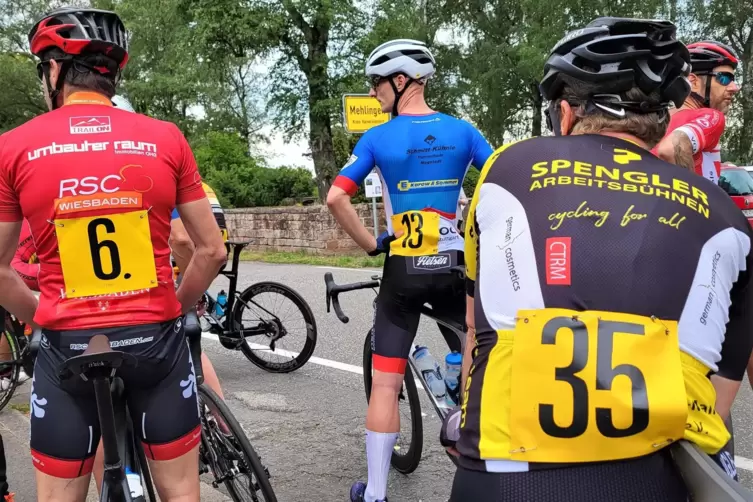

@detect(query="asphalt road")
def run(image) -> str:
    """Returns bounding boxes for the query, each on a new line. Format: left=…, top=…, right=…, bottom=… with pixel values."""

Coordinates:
left=5, top=260, right=753, bottom=501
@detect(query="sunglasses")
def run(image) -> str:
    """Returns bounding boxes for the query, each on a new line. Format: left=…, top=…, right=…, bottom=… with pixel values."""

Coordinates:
left=711, top=71, right=736, bottom=86
left=369, top=76, right=385, bottom=89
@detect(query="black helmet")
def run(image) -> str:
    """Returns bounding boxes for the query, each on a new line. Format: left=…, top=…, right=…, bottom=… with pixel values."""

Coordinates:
left=540, top=17, right=691, bottom=116
left=28, top=7, right=128, bottom=68
left=687, top=41, right=739, bottom=74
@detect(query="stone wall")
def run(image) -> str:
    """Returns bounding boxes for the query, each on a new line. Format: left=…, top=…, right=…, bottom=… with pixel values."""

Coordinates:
left=225, top=203, right=387, bottom=255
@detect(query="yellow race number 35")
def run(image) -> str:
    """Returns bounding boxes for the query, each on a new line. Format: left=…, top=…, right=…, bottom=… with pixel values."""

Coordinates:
left=508, top=309, right=687, bottom=463
left=56, top=210, right=158, bottom=298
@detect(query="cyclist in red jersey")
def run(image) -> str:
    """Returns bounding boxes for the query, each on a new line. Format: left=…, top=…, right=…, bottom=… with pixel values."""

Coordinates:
left=0, top=7, right=226, bottom=502
left=12, top=219, right=40, bottom=291
left=654, top=41, right=741, bottom=182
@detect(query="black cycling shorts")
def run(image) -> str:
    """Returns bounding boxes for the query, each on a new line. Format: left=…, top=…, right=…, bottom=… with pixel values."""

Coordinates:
left=372, top=251, right=465, bottom=374
left=30, top=318, right=200, bottom=478
left=450, top=450, right=688, bottom=502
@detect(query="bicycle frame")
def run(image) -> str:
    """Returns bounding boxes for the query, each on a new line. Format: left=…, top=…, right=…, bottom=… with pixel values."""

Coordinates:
left=325, top=272, right=466, bottom=421
left=200, top=242, right=288, bottom=344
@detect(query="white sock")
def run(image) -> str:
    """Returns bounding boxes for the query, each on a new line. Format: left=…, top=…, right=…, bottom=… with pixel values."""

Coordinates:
left=364, top=430, right=398, bottom=502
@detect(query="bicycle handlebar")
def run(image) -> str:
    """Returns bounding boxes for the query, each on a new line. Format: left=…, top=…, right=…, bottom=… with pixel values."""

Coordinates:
left=324, top=272, right=380, bottom=324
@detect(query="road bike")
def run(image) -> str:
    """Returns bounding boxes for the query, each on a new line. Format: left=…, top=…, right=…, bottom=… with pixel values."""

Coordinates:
left=0, top=309, right=34, bottom=412
left=26, top=313, right=277, bottom=502
left=324, top=269, right=465, bottom=473
left=193, top=240, right=317, bottom=373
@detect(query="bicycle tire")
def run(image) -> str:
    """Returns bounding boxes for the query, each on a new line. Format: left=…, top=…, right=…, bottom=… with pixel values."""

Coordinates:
left=234, top=281, right=317, bottom=373
left=363, top=329, right=424, bottom=474
left=198, top=384, right=278, bottom=502
left=0, top=320, right=22, bottom=413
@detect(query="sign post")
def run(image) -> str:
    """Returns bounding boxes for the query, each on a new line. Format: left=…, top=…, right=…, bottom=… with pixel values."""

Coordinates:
left=342, top=94, right=390, bottom=238
left=342, top=94, right=390, bottom=134
left=364, top=172, right=382, bottom=238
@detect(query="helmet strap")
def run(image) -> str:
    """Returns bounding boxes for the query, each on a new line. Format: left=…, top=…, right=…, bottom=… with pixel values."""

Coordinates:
left=389, top=75, right=415, bottom=117
left=689, top=73, right=712, bottom=108
left=43, top=59, right=72, bottom=111
left=546, top=102, right=563, bottom=136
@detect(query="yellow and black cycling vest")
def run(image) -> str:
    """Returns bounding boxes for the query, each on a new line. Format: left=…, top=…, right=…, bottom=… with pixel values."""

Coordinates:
left=459, top=134, right=753, bottom=473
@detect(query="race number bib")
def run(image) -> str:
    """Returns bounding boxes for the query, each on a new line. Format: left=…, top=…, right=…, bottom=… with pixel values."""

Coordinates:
left=509, top=309, right=686, bottom=463
left=55, top=210, right=158, bottom=298
left=390, top=210, right=440, bottom=257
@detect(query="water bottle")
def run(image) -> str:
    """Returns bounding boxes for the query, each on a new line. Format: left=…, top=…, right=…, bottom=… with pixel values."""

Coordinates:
left=125, top=467, right=144, bottom=498
left=215, top=289, right=227, bottom=317
left=411, top=345, right=446, bottom=401
left=444, top=351, right=462, bottom=406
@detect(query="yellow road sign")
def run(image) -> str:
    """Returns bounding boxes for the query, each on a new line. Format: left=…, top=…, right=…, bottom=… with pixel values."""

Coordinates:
left=342, top=94, right=390, bottom=134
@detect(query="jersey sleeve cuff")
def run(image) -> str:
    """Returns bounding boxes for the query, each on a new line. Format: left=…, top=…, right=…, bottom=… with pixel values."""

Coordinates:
left=176, top=184, right=207, bottom=205
left=333, top=176, right=358, bottom=197
left=465, top=277, right=475, bottom=298
left=0, top=211, right=22, bottom=222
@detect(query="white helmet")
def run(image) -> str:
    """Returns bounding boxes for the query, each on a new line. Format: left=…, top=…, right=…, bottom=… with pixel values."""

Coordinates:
left=365, top=39, right=436, bottom=80
left=111, top=94, right=135, bottom=112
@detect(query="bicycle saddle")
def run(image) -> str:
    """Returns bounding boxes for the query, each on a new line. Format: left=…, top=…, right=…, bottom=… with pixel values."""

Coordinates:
left=58, top=334, right=138, bottom=381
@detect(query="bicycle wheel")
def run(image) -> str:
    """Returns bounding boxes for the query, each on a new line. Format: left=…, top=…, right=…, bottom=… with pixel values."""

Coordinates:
left=233, top=281, right=317, bottom=373
left=198, top=384, right=277, bottom=502
left=363, top=329, right=424, bottom=474
left=0, top=318, right=22, bottom=413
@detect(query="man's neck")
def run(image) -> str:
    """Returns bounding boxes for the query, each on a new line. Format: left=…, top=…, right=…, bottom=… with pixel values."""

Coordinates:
left=396, top=91, right=435, bottom=116
left=680, top=96, right=703, bottom=110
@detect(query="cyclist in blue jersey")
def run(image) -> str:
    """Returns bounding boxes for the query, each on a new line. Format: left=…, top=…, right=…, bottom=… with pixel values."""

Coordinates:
left=327, top=39, right=493, bottom=502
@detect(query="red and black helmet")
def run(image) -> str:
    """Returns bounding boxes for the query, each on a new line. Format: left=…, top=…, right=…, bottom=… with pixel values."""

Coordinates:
left=28, top=7, right=129, bottom=69
left=687, top=40, right=739, bottom=74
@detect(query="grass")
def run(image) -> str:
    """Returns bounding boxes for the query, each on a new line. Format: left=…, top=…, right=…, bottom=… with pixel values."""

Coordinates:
left=240, top=250, right=384, bottom=268
left=9, top=402, right=29, bottom=415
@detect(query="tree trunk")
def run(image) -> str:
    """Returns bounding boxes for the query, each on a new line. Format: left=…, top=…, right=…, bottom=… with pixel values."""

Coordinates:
left=307, top=45, right=337, bottom=202
left=531, top=81, right=543, bottom=137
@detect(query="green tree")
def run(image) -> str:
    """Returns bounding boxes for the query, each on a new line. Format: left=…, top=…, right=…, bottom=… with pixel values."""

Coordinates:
left=187, top=0, right=366, bottom=202
left=443, top=0, right=666, bottom=144
left=0, top=0, right=61, bottom=131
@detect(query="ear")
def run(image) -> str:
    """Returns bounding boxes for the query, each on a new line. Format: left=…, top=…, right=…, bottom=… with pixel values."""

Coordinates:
left=559, top=101, right=576, bottom=136
left=47, top=59, right=61, bottom=90
left=392, top=73, right=408, bottom=91
left=688, top=73, right=703, bottom=93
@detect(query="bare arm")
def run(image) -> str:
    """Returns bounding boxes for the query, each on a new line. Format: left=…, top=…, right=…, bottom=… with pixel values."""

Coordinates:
left=711, top=374, right=739, bottom=421
left=326, top=186, right=377, bottom=253
left=460, top=295, right=475, bottom=402
left=0, top=221, right=38, bottom=326
left=169, top=218, right=195, bottom=273
left=174, top=198, right=227, bottom=313
left=655, top=130, right=695, bottom=171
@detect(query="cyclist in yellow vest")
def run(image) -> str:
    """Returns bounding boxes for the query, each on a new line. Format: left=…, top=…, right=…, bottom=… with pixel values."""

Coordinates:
left=441, top=17, right=752, bottom=501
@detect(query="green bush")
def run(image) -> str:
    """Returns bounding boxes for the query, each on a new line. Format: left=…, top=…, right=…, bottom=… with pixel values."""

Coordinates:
left=191, top=131, right=316, bottom=207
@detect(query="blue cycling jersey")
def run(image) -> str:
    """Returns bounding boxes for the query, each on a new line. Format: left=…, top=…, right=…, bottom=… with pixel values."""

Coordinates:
left=334, top=112, right=492, bottom=254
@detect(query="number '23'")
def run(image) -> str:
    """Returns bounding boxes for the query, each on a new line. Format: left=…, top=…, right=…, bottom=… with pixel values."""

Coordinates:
left=539, top=317, right=649, bottom=439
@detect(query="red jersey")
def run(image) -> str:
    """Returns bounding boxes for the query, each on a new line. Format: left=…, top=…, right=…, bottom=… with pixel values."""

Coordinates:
left=12, top=219, right=40, bottom=291
left=657, top=108, right=725, bottom=183
left=0, top=92, right=205, bottom=330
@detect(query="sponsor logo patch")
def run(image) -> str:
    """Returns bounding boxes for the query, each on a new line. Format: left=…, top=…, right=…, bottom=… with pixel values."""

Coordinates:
left=70, top=116, right=112, bottom=134
left=546, top=237, right=571, bottom=285
left=413, top=253, right=450, bottom=271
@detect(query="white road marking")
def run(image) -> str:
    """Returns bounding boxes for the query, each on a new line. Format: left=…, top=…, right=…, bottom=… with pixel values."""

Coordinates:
left=315, top=265, right=381, bottom=273
left=201, top=333, right=364, bottom=374
left=736, top=456, right=753, bottom=472
left=201, top=333, right=753, bottom=473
